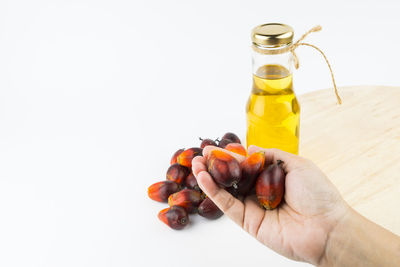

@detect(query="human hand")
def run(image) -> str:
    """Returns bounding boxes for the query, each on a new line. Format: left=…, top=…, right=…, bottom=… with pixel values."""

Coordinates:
left=192, top=145, right=350, bottom=265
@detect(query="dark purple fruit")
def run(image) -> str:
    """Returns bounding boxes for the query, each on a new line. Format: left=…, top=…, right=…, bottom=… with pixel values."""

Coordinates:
left=158, top=205, right=189, bottom=230
left=198, top=198, right=223, bottom=219
left=222, top=132, right=241, bottom=144
left=218, top=138, right=234, bottom=148
left=199, top=138, right=217, bottom=149
left=185, top=172, right=201, bottom=191
left=166, top=163, right=190, bottom=185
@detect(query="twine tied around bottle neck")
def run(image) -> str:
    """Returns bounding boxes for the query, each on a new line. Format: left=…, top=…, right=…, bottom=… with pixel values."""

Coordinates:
left=252, top=25, right=342, bottom=104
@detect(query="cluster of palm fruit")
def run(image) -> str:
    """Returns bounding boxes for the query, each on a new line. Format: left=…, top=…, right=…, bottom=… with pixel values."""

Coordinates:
left=147, top=132, right=286, bottom=230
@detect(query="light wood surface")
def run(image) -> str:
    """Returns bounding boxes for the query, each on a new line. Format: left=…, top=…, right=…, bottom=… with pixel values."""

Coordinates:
left=299, top=85, right=400, bottom=235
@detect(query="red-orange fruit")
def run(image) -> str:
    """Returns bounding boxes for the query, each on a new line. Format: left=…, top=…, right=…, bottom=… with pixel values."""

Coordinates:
left=148, top=180, right=180, bottom=202
left=168, top=189, right=203, bottom=213
left=256, top=160, right=285, bottom=210
left=199, top=138, right=217, bottom=149
left=158, top=205, right=189, bottom=230
left=185, top=172, right=201, bottom=191
left=177, top=147, right=203, bottom=168
left=170, top=148, right=184, bottom=165
left=222, top=132, right=241, bottom=144
left=225, top=143, right=247, bottom=157
left=237, top=151, right=266, bottom=195
left=198, top=197, right=223, bottom=219
left=207, top=150, right=241, bottom=188
left=166, top=163, right=190, bottom=185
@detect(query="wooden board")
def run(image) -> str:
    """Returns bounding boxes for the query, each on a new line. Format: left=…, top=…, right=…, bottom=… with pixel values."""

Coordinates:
left=299, top=85, right=400, bottom=235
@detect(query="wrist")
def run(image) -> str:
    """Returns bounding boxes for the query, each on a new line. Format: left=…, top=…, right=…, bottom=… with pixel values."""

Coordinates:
left=318, top=205, right=358, bottom=267
left=319, top=206, right=400, bottom=267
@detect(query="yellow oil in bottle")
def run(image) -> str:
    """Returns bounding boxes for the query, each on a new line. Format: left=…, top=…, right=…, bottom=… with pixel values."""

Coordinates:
left=246, top=64, right=300, bottom=154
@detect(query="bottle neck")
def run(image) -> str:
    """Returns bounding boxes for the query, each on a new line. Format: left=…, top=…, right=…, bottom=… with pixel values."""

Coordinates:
left=252, top=45, right=294, bottom=77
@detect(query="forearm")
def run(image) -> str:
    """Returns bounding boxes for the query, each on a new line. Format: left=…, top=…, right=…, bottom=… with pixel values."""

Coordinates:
left=320, top=208, right=400, bottom=267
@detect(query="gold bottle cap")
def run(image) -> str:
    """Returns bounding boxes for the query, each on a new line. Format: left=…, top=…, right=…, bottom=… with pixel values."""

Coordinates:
left=251, top=23, right=294, bottom=47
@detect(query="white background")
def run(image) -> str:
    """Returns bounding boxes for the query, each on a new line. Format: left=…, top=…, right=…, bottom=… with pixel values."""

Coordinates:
left=1, top=0, right=399, bottom=266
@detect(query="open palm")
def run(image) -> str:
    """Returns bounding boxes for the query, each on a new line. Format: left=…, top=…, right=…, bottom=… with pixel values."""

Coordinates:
left=192, top=146, right=349, bottom=265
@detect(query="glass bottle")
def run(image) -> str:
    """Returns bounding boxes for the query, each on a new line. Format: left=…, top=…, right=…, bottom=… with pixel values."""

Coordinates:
left=246, top=23, right=300, bottom=154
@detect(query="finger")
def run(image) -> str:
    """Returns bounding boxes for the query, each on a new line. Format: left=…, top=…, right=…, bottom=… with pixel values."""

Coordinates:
left=202, top=146, right=246, bottom=163
left=247, top=145, right=303, bottom=172
left=202, top=145, right=218, bottom=158
left=243, top=195, right=266, bottom=237
left=191, top=156, right=206, bottom=176
left=196, top=170, right=244, bottom=226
